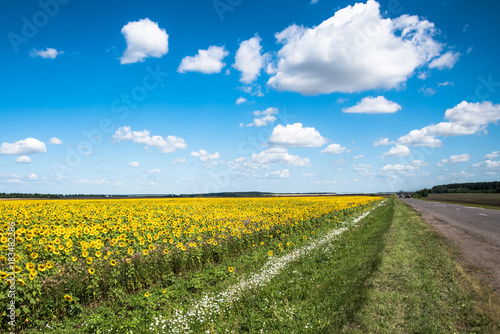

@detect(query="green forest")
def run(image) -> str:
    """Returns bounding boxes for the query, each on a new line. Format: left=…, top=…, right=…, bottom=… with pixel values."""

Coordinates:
left=415, top=181, right=500, bottom=197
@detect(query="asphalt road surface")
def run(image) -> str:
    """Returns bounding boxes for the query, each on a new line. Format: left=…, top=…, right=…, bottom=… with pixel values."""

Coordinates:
left=401, top=198, right=500, bottom=291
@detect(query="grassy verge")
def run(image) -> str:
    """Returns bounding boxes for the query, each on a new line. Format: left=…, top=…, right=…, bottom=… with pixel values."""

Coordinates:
left=348, top=198, right=500, bottom=333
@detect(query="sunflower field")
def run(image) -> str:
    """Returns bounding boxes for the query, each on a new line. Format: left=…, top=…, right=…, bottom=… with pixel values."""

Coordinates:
left=0, top=196, right=381, bottom=331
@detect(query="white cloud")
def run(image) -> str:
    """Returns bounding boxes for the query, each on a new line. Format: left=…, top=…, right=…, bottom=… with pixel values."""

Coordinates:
left=236, top=97, right=247, bottom=105
left=437, top=153, right=470, bottom=167
left=191, top=149, right=220, bottom=161
left=30, top=47, right=63, bottom=59
left=438, top=81, right=454, bottom=87
left=267, top=0, right=445, bottom=95
left=380, top=164, right=418, bottom=178
left=113, top=126, right=187, bottom=153
left=473, top=160, right=500, bottom=170
left=251, top=147, right=311, bottom=167
left=320, top=143, right=347, bottom=154
left=417, top=71, right=429, bottom=80
left=342, top=96, right=401, bottom=114
left=353, top=164, right=372, bottom=176
left=228, top=148, right=310, bottom=177
left=485, top=172, right=497, bottom=175
left=267, top=123, right=328, bottom=147
left=247, top=107, right=279, bottom=127
left=302, top=173, right=316, bottom=177
left=120, top=18, right=169, bottom=64
left=191, top=150, right=221, bottom=168
left=264, top=169, right=291, bottom=179
left=48, top=137, right=63, bottom=145
left=429, top=51, right=460, bottom=70
left=147, top=169, right=163, bottom=173
left=234, top=35, right=266, bottom=84
left=353, top=155, right=364, bottom=160
left=0, top=138, right=47, bottom=155
left=381, top=144, right=410, bottom=158
left=128, top=161, right=140, bottom=168
left=15, top=156, right=31, bottom=163
left=484, top=151, right=500, bottom=160
left=178, top=45, right=229, bottom=74
left=381, top=164, right=417, bottom=172
left=27, top=173, right=38, bottom=180
left=411, top=160, right=429, bottom=167
left=253, top=107, right=278, bottom=117
left=247, top=115, right=277, bottom=127
left=398, top=101, right=500, bottom=147
left=418, top=85, right=437, bottom=96
left=171, top=157, right=187, bottom=164
left=373, top=138, right=394, bottom=146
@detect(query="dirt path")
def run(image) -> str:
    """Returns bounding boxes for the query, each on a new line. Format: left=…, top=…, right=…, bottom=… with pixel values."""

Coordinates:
left=402, top=198, right=500, bottom=292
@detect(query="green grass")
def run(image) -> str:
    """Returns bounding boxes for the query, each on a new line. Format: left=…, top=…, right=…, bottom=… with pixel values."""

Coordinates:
left=21, top=197, right=500, bottom=333
left=421, top=193, right=500, bottom=210
left=348, top=198, right=500, bottom=333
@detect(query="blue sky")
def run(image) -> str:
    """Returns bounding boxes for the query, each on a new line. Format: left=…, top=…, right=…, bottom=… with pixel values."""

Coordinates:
left=1, top=0, right=499, bottom=194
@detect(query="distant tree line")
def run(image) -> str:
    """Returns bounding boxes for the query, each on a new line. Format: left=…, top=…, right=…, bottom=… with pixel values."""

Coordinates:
left=414, top=181, right=500, bottom=197
left=0, top=193, right=62, bottom=199
left=0, top=191, right=274, bottom=199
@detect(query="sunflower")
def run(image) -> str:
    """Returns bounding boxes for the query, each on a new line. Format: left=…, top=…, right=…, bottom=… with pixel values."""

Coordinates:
left=228, top=267, right=234, bottom=273
left=144, top=291, right=150, bottom=297
left=143, top=249, right=148, bottom=256
left=268, top=251, right=273, bottom=256
left=64, top=294, right=73, bottom=302
left=72, top=256, right=77, bottom=262
left=86, top=257, right=92, bottom=265
left=88, top=268, right=95, bottom=275
left=38, top=264, right=47, bottom=272
left=95, top=251, right=102, bottom=258
left=163, top=249, right=169, bottom=255
left=110, top=260, right=116, bottom=266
